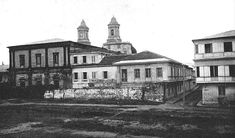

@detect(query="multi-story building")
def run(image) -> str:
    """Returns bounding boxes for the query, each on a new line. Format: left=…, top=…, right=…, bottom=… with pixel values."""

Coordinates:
left=71, top=50, right=195, bottom=100
left=193, top=30, right=235, bottom=104
left=114, top=51, right=195, bottom=100
left=103, top=17, right=137, bottom=55
left=7, top=39, right=114, bottom=89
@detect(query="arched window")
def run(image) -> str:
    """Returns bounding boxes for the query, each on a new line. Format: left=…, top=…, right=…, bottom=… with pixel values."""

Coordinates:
left=111, top=29, right=114, bottom=36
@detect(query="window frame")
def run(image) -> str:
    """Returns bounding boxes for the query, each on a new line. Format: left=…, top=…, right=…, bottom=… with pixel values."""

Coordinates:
left=92, top=72, right=97, bottom=79
left=82, top=56, right=87, bottom=64
left=205, top=43, right=212, bottom=53
left=224, top=42, right=233, bottom=52
left=19, top=55, right=25, bottom=67
left=91, top=56, right=96, bottom=63
left=196, top=67, right=200, bottom=77
left=121, top=69, right=127, bottom=82
left=195, top=45, right=198, bottom=54
left=74, top=72, right=78, bottom=80
left=145, top=68, right=151, bottom=78
left=53, top=52, right=59, bottom=66
left=36, top=53, right=41, bottom=66
left=229, top=65, right=235, bottom=77
left=103, top=71, right=108, bottom=79
left=83, top=72, right=87, bottom=80
left=210, top=66, right=218, bottom=77
left=134, top=69, right=140, bottom=79
left=156, top=67, right=163, bottom=78
left=73, top=56, right=78, bottom=64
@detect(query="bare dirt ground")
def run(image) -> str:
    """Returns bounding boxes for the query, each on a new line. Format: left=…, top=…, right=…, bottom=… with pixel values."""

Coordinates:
left=0, top=100, right=234, bottom=138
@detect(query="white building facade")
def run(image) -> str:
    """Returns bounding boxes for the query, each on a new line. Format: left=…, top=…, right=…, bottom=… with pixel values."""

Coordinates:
left=193, top=30, right=235, bottom=104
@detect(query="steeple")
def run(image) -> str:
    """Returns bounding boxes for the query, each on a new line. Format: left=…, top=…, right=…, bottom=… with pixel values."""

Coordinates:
left=107, top=16, right=122, bottom=43
left=77, top=20, right=91, bottom=45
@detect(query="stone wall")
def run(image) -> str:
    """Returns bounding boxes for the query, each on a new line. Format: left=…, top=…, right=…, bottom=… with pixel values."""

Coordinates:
left=44, top=87, right=164, bottom=102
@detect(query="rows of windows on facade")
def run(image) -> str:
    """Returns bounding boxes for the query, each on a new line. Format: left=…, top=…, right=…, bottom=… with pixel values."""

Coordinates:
left=19, top=52, right=60, bottom=68
left=73, top=55, right=96, bottom=64
left=195, top=41, right=235, bottom=77
left=195, top=42, right=233, bottom=53
left=74, top=67, right=163, bottom=82
left=196, top=66, right=235, bottom=77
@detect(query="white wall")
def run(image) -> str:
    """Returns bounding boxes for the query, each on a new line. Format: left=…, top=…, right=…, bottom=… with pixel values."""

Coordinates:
left=71, top=53, right=105, bottom=65
left=72, top=66, right=117, bottom=88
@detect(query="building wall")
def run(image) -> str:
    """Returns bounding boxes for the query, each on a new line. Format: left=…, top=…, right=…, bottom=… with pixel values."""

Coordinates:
left=31, top=49, right=46, bottom=67
left=48, top=47, right=64, bottom=67
left=70, top=53, right=105, bottom=65
left=202, top=84, right=235, bottom=104
left=202, top=85, right=218, bottom=104
left=14, top=50, right=29, bottom=68
left=194, top=37, right=235, bottom=104
left=72, top=66, right=117, bottom=88
left=117, top=63, right=169, bottom=83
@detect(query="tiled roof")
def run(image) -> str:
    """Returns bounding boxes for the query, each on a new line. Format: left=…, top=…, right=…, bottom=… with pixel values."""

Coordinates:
left=99, top=55, right=129, bottom=65
left=193, top=30, right=235, bottom=41
left=0, top=65, right=9, bottom=72
left=113, top=51, right=181, bottom=65
left=122, top=51, right=165, bottom=60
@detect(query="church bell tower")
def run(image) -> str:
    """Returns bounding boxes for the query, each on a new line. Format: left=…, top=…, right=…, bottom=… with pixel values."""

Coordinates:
left=77, top=20, right=91, bottom=45
left=107, top=16, right=122, bottom=43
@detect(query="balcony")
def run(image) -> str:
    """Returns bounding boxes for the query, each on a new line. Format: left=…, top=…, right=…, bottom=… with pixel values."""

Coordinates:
left=196, top=76, right=235, bottom=83
left=194, top=51, right=235, bottom=60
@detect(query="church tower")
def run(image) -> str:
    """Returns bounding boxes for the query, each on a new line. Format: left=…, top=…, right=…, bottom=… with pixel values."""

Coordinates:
left=77, top=20, right=91, bottom=45
left=103, top=17, right=136, bottom=55
left=107, top=16, right=122, bottom=43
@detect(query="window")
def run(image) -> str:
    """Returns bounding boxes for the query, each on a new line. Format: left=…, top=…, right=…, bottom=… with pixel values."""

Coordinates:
left=196, top=67, right=200, bottom=77
left=36, top=54, right=41, bottom=66
left=73, top=56, right=78, bottom=64
left=145, top=68, right=151, bottom=78
left=91, top=56, right=96, bottom=63
left=229, top=65, right=235, bottom=77
left=107, top=45, right=110, bottom=49
left=83, top=72, right=87, bottom=80
left=121, top=69, right=127, bottom=82
left=210, top=66, right=218, bottom=77
left=92, top=72, right=96, bottom=79
left=205, top=43, right=212, bottom=53
left=156, top=68, right=163, bottom=77
left=103, top=71, right=108, bottom=79
left=134, top=69, right=140, bottom=78
left=82, top=56, right=87, bottom=63
left=218, top=86, right=225, bottom=96
left=224, top=42, right=233, bottom=52
left=195, top=45, right=198, bottom=54
left=74, top=72, right=78, bottom=80
left=117, top=45, right=121, bottom=49
left=53, top=52, right=59, bottom=66
left=111, top=29, right=114, bottom=36
left=19, top=55, right=25, bottom=67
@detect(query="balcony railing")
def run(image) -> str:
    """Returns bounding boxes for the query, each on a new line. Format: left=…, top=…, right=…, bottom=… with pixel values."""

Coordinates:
left=196, top=76, right=235, bottom=83
left=194, top=51, right=235, bottom=60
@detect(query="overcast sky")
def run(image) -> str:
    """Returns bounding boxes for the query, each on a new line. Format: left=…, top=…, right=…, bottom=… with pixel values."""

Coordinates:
left=0, top=0, right=234, bottom=65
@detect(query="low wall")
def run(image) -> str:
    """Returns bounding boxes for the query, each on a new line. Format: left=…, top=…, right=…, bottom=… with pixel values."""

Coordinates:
left=44, top=88, right=164, bottom=102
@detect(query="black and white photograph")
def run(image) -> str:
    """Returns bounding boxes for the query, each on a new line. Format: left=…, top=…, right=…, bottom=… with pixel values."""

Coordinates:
left=0, top=0, right=234, bottom=137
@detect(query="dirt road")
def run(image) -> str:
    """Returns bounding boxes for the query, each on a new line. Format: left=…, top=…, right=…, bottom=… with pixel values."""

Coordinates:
left=0, top=101, right=234, bottom=138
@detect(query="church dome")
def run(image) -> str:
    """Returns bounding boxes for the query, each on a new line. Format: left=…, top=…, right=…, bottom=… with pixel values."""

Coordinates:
left=78, top=20, right=89, bottom=29
left=109, top=16, right=119, bottom=25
